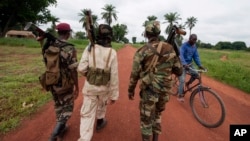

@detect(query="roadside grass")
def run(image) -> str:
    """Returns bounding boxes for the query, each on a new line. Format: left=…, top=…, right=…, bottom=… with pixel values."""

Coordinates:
left=199, top=49, right=250, bottom=93
left=0, top=38, right=125, bottom=134
left=0, top=38, right=249, bottom=135
left=0, top=45, right=51, bottom=134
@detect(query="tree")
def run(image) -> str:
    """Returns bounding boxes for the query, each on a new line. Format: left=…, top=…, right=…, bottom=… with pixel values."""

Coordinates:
left=112, top=24, right=128, bottom=42
left=163, top=12, right=181, bottom=34
left=185, top=16, right=198, bottom=36
left=132, top=37, right=137, bottom=44
left=232, top=41, right=247, bottom=50
left=78, top=9, right=99, bottom=30
left=214, top=41, right=233, bottom=50
left=74, top=31, right=86, bottom=39
left=0, top=0, right=57, bottom=37
left=45, top=15, right=59, bottom=36
left=101, top=4, right=118, bottom=26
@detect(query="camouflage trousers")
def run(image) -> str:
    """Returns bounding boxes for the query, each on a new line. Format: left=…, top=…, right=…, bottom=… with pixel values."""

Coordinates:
left=139, top=88, right=170, bottom=136
left=51, top=88, right=74, bottom=124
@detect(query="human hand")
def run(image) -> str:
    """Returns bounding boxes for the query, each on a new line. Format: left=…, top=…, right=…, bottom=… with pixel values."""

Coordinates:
left=128, top=92, right=134, bottom=100
left=183, top=65, right=189, bottom=70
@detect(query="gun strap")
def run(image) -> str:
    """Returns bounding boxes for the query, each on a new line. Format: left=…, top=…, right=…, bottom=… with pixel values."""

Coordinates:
left=92, top=46, right=112, bottom=69
left=146, top=43, right=162, bottom=57
left=146, top=41, right=163, bottom=72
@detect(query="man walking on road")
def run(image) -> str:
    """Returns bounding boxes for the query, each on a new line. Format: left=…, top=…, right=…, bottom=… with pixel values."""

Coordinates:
left=37, top=22, right=79, bottom=141
left=128, top=21, right=183, bottom=141
left=77, top=24, right=119, bottom=141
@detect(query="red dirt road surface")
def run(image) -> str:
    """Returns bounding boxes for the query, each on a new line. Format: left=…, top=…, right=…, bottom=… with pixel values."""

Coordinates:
left=1, top=45, right=250, bottom=141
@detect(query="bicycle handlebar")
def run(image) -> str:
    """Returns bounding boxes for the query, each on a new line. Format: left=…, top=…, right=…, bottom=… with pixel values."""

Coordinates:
left=188, top=67, right=208, bottom=73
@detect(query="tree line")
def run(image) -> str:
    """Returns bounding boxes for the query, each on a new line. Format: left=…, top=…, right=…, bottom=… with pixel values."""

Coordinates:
left=1, top=0, right=248, bottom=50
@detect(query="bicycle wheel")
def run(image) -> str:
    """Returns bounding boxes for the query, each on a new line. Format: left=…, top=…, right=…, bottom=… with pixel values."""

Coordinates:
left=190, top=87, right=226, bottom=128
left=171, top=75, right=179, bottom=95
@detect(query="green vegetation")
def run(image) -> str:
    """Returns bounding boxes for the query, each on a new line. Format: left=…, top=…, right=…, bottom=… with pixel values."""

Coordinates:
left=199, top=49, right=250, bottom=93
left=0, top=38, right=249, bottom=135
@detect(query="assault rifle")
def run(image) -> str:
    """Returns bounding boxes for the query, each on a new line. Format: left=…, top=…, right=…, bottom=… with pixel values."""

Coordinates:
left=165, top=25, right=186, bottom=56
left=84, top=10, right=95, bottom=52
left=24, top=22, right=57, bottom=56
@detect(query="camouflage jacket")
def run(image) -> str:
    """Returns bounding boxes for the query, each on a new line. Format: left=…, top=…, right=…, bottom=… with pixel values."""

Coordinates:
left=128, top=38, right=183, bottom=94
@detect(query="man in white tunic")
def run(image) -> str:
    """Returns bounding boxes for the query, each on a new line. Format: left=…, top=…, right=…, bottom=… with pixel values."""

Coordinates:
left=77, top=24, right=119, bottom=141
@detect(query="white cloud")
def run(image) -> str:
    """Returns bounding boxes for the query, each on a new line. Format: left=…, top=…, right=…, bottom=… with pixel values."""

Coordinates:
left=41, top=0, right=250, bottom=46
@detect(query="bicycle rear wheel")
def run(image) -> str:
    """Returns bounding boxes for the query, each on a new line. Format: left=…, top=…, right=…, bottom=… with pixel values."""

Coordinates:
left=190, top=87, right=226, bottom=128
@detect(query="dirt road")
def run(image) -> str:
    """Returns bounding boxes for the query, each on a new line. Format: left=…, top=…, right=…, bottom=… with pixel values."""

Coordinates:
left=1, top=45, right=250, bottom=141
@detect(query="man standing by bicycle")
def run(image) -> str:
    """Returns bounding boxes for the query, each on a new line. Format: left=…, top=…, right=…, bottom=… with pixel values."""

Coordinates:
left=177, top=34, right=205, bottom=102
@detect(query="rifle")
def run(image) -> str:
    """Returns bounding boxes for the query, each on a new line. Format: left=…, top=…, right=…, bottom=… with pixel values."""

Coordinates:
left=84, top=10, right=95, bottom=52
left=24, top=22, right=57, bottom=57
left=165, top=25, right=186, bottom=56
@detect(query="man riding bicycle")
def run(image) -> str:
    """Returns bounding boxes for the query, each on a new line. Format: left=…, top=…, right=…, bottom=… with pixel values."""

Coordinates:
left=177, top=34, right=205, bottom=102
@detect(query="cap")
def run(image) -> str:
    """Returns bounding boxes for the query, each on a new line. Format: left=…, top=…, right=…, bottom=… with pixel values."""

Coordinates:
left=98, top=24, right=113, bottom=38
left=56, top=23, right=71, bottom=31
left=145, top=21, right=161, bottom=35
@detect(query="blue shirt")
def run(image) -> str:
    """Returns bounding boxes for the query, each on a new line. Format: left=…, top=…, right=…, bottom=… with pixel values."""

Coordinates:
left=179, top=42, right=201, bottom=66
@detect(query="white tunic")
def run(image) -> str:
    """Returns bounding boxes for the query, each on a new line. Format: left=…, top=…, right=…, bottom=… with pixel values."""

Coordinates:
left=77, top=44, right=119, bottom=100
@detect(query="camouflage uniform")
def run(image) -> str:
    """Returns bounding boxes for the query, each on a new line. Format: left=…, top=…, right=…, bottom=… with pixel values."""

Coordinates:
left=50, top=43, right=78, bottom=124
left=47, top=22, right=79, bottom=141
left=51, top=87, right=74, bottom=123
left=128, top=21, right=183, bottom=140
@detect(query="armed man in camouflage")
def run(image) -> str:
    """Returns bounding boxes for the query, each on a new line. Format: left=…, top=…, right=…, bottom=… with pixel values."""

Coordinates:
left=128, top=21, right=183, bottom=141
left=42, top=23, right=79, bottom=141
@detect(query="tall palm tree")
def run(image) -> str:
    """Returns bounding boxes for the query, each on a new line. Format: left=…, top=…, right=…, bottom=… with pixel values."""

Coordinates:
left=101, top=4, right=118, bottom=26
left=163, top=12, right=181, bottom=34
left=185, top=16, right=198, bottom=36
left=78, top=9, right=99, bottom=29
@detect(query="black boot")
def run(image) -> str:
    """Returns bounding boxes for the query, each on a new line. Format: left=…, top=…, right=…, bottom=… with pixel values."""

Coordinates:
left=96, top=118, right=107, bottom=131
left=48, top=122, right=66, bottom=141
left=153, top=133, right=158, bottom=141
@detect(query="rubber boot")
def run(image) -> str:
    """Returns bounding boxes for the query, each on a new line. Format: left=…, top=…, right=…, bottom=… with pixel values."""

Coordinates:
left=96, top=118, right=107, bottom=131
left=48, top=122, right=66, bottom=141
left=152, top=133, right=158, bottom=141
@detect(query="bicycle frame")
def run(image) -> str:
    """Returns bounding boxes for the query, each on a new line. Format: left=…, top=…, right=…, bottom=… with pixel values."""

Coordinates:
left=182, top=68, right=209, bottom=95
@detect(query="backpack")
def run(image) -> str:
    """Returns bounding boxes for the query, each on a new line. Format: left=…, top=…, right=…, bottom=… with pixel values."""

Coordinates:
left=39, top=40, right=76, bottom=93
left=86, top=47, right=112, bottom=86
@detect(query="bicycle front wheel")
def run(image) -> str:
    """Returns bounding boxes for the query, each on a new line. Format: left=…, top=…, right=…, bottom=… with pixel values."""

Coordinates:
left=190, top=87, right=226, bottom=128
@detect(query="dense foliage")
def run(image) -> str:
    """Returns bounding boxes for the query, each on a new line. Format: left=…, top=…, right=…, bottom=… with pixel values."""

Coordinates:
left=0, top=0, right=57, bottom=37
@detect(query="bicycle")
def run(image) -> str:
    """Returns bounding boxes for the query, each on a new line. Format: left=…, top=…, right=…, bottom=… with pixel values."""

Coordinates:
left=171, top=67, right=226, bottom=128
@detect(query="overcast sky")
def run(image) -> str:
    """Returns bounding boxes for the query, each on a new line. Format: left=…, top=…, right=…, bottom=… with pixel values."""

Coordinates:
left=41, top=0, right=250, bottom=46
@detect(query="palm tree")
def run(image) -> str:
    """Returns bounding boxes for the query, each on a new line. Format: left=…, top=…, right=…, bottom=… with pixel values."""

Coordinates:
left=185, top=16, right=198, bottom=36
left=163, top=12, right=181, bottom=34
left=78, top=9, right=99, bottom=29
left=101, top=4, right=118, bottom=26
